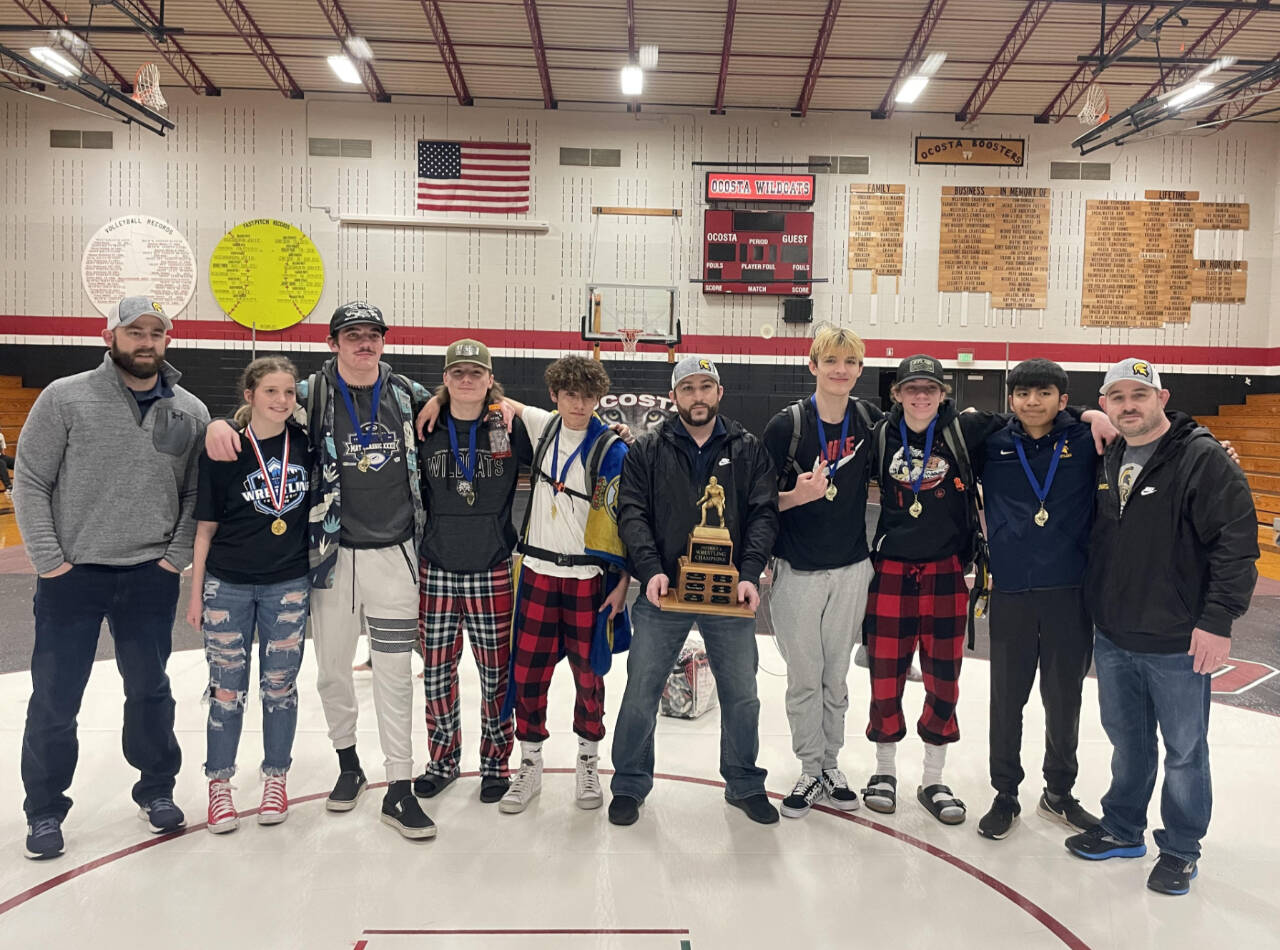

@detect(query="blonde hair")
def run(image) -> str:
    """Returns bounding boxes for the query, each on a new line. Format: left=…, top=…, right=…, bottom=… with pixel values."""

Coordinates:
left=809, top=325, right=865, bottom=364
left=232, top=355, right=299, bottom=427
left=889, top=380, right=954, bottom=402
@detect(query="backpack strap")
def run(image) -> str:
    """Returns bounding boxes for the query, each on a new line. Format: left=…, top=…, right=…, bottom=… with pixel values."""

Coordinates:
left=779, top=400, right=806, bottom=489
left=304, top=371, right=327, bottom=433
left=940, top=416, right=990, bottom=649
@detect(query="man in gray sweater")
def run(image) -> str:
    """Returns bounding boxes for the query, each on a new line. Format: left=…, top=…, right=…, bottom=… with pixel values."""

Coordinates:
left=14, top=295, right=209, bottom=860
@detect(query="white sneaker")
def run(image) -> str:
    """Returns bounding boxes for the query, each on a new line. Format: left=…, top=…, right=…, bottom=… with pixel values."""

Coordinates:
left=499, top=757, right=543, bottom=814
left=575, top=754, right=603, bottom=810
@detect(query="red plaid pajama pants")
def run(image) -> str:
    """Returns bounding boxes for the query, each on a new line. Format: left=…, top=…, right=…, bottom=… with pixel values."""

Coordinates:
left=419, top=558, right=515, bottom=778
left=863, top=555, right=967, bottom=745
left=511, top=566, right=605, bottom=743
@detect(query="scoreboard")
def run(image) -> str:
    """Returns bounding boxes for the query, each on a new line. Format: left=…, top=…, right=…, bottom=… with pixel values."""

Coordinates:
left=702, top=209, right=814, bottom=296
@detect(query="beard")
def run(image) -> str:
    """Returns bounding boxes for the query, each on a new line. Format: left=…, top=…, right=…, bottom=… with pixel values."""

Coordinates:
left=677, top=400, right=719, bottom=427
left=110, top=341, right=161, bottom=380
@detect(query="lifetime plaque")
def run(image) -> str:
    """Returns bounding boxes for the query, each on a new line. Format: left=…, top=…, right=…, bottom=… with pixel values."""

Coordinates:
left=659, top=476, right=754, bottom=617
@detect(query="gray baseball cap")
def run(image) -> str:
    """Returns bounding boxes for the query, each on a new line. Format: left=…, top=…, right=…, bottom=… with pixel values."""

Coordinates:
left=107, top=296, right=172, bottom=331
left=1100, top=357, right=1162, bottom=394
left=671, top=355, right=720, bottom=389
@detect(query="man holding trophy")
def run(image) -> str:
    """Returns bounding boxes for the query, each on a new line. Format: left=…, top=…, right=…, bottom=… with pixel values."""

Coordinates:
left=608, top=356, right=779, bottom=827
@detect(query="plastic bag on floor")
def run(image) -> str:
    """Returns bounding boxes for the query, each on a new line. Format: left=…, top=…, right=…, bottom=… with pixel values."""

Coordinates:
left=660, top=631, right=718, bottom=719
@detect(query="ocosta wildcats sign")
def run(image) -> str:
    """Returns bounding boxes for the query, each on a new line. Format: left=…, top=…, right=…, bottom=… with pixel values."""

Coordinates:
left=705, top=172, right=816, bottom=204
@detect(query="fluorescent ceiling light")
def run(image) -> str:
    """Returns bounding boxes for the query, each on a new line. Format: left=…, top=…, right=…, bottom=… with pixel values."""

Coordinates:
left=919, top=52, right=947, bottom=76
left=638, top=44, right=659, bottom=69
left=345, top=36, right=374, bottom=61
left=620, top=64, right=643, bottom=96
left=1167, top=81, right=1213, bottom=109
left=1194, top=56, right=1236, bottom=81
left=30, top=45, right=80, bottom=79
left=895, top=74, right=929, bottom=104
left=327, top=54, right=362, bottom=84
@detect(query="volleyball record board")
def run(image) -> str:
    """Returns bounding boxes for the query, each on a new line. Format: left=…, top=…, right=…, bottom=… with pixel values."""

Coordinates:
left=81, top=216, right=198, bottom=317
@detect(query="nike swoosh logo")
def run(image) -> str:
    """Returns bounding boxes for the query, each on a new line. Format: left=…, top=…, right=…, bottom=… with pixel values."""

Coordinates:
left=1140, top=486, right=1157, bottom=496
left=999, top=449, right=1015, bottom=456
left=718, top=458, right=731, bottom=466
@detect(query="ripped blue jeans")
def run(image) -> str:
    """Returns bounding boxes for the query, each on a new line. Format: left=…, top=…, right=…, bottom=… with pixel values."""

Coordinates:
left=202, top=573, right=309, bottom=779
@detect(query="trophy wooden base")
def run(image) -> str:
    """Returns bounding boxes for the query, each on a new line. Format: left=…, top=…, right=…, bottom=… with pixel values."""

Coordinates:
left=656, top=550, right=754, bottom=618
left=657, top=591, right=754, bottom=618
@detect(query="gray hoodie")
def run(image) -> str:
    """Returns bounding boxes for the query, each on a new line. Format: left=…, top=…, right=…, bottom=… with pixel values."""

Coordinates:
left=14, top=353, right=209, bottom=574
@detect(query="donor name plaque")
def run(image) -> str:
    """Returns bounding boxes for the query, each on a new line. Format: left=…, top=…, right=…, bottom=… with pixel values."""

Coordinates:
left=659, top=476, right=754, bottom=618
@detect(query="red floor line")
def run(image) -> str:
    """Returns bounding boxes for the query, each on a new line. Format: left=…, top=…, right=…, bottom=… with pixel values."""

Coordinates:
left=362, top=929, right=690, bottom=935
left=0, top=770, right=1088, bottom=949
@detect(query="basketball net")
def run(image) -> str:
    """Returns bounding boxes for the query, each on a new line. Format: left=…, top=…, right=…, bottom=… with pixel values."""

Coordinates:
left=619, top=328, right=641, bottom=355
left=131, top=63, right=167, bottom=112
left=1078, top=83, right=1109, bottom=126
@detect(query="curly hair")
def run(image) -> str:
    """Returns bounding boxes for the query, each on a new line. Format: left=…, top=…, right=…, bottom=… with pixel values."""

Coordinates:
left=544, top=355, right=611, bottom=399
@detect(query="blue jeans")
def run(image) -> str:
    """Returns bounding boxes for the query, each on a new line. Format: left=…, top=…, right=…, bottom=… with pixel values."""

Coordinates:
left=22, top=562, right=182, bottom=820
left=202, top=574, right=309, bottom=779
left=1094, top=631, right=1212, bottom=862
left=610, top=596, right=767, bottom=802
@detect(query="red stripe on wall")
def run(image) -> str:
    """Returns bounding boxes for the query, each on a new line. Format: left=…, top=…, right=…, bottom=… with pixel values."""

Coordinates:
left=1, top=315, right=1277, bottom=367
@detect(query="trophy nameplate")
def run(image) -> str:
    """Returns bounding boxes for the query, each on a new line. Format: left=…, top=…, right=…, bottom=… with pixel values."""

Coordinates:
left=658, top=476, right=754, bottom=617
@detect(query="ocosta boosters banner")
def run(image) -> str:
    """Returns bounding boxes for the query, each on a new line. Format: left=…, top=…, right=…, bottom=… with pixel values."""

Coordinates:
left=705, top=172, right=816, bottom=204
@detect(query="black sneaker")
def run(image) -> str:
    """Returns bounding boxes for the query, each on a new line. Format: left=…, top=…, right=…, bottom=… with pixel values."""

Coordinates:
left=978, top=794, right=1020, bottom=840
left=1147, top=853, right=1198, bottom=895
left=607, top=795, right=642, bottom=826
left=780, top=774, right=823, bottom=819
left=24, top=816, right=64, bottom=860
left=138, top=797, right=186, bottom=834
left=1065, top=824, right=1147, bottom=860
left=727, top=793, right=780, bottom=825
left=479, top=776, right=510, bottom=804
left=326, top=769, right=367, bottom=812
left=381, top=782, right=437, bottom=839
left=820, top=768, right=861, bottom=812
left=412, top=771, right=457, bottom=799
left=1037, top=789, right=1100, bottom=833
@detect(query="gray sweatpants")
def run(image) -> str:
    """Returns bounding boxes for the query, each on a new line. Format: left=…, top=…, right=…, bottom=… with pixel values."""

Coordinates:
left=768, top=556, right=874, bottom=777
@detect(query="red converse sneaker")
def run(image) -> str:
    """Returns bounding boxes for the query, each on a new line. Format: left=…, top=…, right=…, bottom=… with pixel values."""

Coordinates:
left=207, top=779, right=239, bottom=835
left=258, top=774, right=289, bottom=826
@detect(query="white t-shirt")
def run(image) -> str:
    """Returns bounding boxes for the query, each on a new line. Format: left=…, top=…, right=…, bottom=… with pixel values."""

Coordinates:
left=521, top=405, right=601, bottom=579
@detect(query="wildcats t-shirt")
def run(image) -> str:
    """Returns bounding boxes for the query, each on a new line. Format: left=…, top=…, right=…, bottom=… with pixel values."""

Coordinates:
left=195, top=425, right=311, bottom=585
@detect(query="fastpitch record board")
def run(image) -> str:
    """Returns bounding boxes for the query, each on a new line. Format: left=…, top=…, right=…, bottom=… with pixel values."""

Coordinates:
left=702, top=209, right=814, bottom=295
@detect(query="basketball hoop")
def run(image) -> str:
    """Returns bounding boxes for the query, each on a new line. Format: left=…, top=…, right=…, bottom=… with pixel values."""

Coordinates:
left=1078, top=83, right=1110, bottom=126
left=619, top=328, right=641, bottom=355
left=131, top=63, right=166, bottom=112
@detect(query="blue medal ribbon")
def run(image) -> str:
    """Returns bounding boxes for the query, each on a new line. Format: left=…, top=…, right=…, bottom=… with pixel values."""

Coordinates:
left=811, top=395, right=851, bottom=482
left=447, top=415, right=480, bottom=486
left=898, top=416, right=938, bottom=501
left=550, top=418, right=590, bottom=494
left=334, top=374, right=384, bottom=459
left=1014, top=431, right=1068, bottom=522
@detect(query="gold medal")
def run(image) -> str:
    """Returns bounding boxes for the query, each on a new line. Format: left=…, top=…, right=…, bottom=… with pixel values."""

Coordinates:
left=271, top=518, right=287, bottom=536
left=908, top=497, right=923, bottom=518
left=1034, top=505, right=1049, bottom=527
left=465, top=491, right=476, bottom=507
left=357, top=455, right=371, bottom=472
left=824, top=483, right=838, bottom=502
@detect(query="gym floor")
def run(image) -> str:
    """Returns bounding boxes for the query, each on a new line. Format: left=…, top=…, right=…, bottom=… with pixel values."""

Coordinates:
left=1, top=499, right=1278, bottom=949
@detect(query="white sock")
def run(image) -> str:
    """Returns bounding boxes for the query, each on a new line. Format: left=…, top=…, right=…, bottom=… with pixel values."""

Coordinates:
left=578, top=738, right=598, bottom=758
left=875, top=742, right=897, bottom=777
left=922, top=743, right=947, bottom=788
left=521, top=741, right=543, bottom=762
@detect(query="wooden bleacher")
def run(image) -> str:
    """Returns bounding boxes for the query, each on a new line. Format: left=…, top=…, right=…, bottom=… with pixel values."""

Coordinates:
left=1195, top=392, right=1280, bottom=555
left=1, top=374, right=41, bottom=514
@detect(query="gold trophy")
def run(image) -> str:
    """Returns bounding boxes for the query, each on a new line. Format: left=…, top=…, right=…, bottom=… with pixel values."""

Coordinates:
left=658, top=476, right=753, bottom=617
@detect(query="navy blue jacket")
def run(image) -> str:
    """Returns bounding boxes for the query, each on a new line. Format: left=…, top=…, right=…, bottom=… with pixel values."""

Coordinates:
left=981, top=411, right=1097, bottom=593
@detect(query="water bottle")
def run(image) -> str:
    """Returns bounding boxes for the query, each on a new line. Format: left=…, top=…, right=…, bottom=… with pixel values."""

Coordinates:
left=486, top=402, right=512, bottom=458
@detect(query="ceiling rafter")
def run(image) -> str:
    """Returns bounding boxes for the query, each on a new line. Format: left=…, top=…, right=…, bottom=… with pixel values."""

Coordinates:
left=130, top=0, right=219, bottom=95
left=522, top=0, right=554, bottom=109
left=1136, top=6, right=1258, bottom=101
left=871, top=0, right=947, bottom=120
left=0, top=47, right=43, bottom=89
left=10, top=0, right=131, bottom=90
left=1201, top=53, right=1280, bottom=128
left=1036, top=3, right=1151, bottom=123
left=794, top=0, right=840, bottom=117
left=419, top=0, right=471, bottom=106
left=954, top=0, right=1052, bottom=123
left=315, top=0, right=389, bottom=102
left=712, top=0, right=737, bottom=115
left=214, top=0, right=301, bottom=100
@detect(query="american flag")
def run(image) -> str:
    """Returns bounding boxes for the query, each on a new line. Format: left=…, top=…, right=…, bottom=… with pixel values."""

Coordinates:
left=416, top=140, right=531, bottom=214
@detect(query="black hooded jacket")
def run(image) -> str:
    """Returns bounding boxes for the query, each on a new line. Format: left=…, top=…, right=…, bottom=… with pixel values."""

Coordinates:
left=1085, top=411, right=1258, bottom=652
left=618, top=414, right=778, bottom=587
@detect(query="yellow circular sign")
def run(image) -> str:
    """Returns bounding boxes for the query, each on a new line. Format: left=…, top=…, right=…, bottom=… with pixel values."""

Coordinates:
left=209, top=219, right=325, bottom=331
